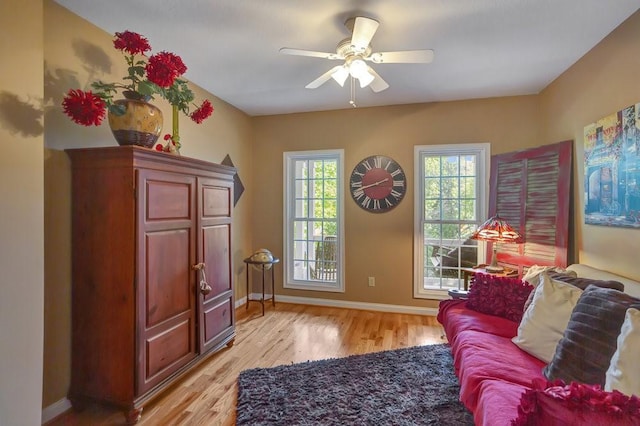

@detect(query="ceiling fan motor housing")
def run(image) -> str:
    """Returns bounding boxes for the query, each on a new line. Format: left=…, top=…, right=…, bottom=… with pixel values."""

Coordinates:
left=337, top=38, right=372, bottom=60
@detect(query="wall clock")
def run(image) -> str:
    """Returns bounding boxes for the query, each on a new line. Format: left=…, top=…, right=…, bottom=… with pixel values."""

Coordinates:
left=349, top=155, right=406, bottom=213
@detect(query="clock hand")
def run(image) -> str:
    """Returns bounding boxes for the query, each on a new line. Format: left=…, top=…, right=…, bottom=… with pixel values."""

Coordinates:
left=360, top=177, right=389, bottom=190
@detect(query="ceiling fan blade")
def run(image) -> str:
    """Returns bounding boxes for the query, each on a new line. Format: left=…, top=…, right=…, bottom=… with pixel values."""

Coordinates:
left=366, top=66, right=389, bottom=93
left=280, top=47, right=342, bottom=60
left=350, top=17, right=379, bottom=52
left=368, top=49, right=435, bottom=64
left=305, top=66, right=344, bottom=89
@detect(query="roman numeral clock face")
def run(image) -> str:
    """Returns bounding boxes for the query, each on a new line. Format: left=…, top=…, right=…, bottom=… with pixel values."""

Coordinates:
left=349, top=155, right=406, bottom=213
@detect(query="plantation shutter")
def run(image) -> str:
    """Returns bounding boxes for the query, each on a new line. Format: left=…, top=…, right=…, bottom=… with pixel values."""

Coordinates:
left=488, top=140, right=572, bottom=272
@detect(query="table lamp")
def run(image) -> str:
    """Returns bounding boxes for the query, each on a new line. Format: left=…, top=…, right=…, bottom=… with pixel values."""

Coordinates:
left=470, top=215, right=522, bottom=273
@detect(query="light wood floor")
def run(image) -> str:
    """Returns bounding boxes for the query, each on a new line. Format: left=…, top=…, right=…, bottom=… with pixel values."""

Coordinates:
left=47, top=302, right=445, bottom=425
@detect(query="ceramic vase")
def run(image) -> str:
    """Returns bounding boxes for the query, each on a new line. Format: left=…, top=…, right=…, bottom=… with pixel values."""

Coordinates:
left=108, top=91, right=163, bottom=148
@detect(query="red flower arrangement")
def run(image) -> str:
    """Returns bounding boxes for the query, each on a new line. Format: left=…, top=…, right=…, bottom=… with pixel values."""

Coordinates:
left=62, top=30, right=214, bottom=130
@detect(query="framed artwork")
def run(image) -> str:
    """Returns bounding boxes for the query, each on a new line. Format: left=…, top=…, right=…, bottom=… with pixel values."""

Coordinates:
left=584, top=104, right=640, bottom=228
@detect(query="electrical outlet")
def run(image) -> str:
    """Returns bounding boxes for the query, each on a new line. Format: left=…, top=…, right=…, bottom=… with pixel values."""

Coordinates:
left=368, top=276, right=375, bottom=287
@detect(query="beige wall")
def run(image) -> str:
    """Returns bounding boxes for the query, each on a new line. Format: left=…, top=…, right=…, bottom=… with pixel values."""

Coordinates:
left=540, top=9, right=640, bottom=281
left=42, top=0, right=254, bottom=407
left=0, top=0, right=45, bottom=424
left=253, top=96, right=542, bottom=309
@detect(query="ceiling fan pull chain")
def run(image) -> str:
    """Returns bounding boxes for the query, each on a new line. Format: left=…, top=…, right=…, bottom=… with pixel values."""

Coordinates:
left=349, top=76, right=357, bottom=108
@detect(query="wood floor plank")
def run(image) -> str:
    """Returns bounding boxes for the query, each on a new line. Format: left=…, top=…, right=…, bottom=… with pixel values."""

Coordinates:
left=46, top=303, right=444, bottom=425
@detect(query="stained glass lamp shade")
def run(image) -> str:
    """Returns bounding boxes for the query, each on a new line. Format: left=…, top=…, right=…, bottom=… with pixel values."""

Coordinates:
left=471, top=215, right=522, bottom=272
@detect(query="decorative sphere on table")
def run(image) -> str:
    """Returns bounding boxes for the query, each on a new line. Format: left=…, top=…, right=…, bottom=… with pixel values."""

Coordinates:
left=250, top=248, right=274, bottom=269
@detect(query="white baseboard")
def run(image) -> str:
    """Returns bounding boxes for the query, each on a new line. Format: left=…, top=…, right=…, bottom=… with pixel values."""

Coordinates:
left=235, top=295, right=247, bottom=308
left=42, top=397, right=71, bottom=424
left=271, top=294, right=439, bottom=316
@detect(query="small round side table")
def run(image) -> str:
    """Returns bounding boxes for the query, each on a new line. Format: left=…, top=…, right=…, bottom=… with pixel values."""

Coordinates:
left=243, top=257, right=279, bottom=316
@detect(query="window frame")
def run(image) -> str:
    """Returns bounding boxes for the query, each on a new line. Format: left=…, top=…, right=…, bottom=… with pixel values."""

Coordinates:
left=413, top=143, right=490, bottom=299
left=283, top=149, right=345, bottom=292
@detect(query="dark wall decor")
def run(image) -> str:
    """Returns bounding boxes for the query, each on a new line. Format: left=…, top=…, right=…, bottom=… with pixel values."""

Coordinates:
left=222, top=154, right=245, bottom=206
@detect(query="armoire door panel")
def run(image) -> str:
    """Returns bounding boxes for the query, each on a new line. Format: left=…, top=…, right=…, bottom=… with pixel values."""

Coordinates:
left=146, top=179, right=192, bottom=220
left=202, top=224, right=232, bottom=297
left=202, top=186, right=231, bottom=218
left=203, top=298, right=233, bottom=344
left=143, top=318, right=194, bottom=391
left=145, top=229, right=192, bottom=327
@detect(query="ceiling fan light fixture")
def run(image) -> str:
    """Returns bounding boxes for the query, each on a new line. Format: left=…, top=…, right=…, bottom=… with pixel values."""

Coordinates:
left=331, top=65, right=349, bottom=86
left=357, top=70, right=375, bottom=88
left=348, top=58, right=374, bottom=88
left=349, top=58, right=368, bottom=79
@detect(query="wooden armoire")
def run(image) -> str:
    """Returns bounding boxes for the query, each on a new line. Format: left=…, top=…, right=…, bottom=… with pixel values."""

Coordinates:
left=66, top=146, right=236, bottom=424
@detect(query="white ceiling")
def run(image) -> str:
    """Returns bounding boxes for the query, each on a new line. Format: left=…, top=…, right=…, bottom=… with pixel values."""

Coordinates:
left=54, top=0, right=639, bottom=116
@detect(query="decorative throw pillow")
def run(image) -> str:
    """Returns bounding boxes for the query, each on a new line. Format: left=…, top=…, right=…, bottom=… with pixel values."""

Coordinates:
left=512, top=379, right=640, bottom=426
left=522, top=271, right=624, bottom=315
left=606, top=307, right=640, bottom=397
left=544, top=286, right=640, bottom=386
left=522, top=265, right=576, bottom=286
left=465, top=273, right=533, bottom=322
left=547, top=272, right=625, bottom=292
left=512, top=273, right=583, bottom=363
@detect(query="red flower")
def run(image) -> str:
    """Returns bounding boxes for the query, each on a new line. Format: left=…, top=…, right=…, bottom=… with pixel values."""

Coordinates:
left=190, top=100, right=214, bottom=124
left=155, top=144, right=164, bottom=151
left=146, top=51, right=187, bottom=88
left=113, top=31, right=151, bottom=56
left=62, top=89, right=106, bottom=126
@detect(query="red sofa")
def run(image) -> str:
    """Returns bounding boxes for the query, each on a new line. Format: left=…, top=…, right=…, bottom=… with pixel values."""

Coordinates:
left=438, top=299, right=546, bottom=425
left=437, top=263, right=640, bottom=425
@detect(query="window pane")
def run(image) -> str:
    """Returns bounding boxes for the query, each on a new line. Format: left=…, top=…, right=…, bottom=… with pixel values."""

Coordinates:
left=324, top=179, right=337, bottom=199
left=460, top=176, right=475, bottom=199
left=424, top=177, right=441, bottom=198
left=312, top=199, right=324, bottom=218
left=442, top=199, right=459, bottom=220
left=323, top=200, right=337, bottom=219
left=425, top=199, right=441, bottom=220
left=310, top=160, right=324, bottom=179
left=296, top=160, right=308, bottom=179
left=424, top=223, right=441, bottom=240
left=424, top=157, right=441, bottom=177
left=442, top=156, right=459, bottom=176
left=441, top=177, right=459, bottom=198
left=295, top=179, right=307, bottom=198
left=293, top=220, right=307, bottom=239
left=460, top=199, right=476, bottom=220
left=295, top=199, right=308, bottom=218
left=461, top=155, right=476, bottom=176
left=442, top=223, right=460, bottom=240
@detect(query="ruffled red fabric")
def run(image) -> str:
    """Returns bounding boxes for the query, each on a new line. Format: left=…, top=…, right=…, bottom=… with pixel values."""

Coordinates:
left=512, top=379, right=640, bottom=426
left=465, top=273, right=533, bottom=322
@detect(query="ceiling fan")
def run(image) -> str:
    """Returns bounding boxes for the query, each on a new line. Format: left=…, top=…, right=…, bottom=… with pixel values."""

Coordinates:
left=280, top=16, right=434, bottom=94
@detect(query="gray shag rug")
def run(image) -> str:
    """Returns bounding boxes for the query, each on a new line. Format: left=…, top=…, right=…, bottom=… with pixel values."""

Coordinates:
left=236, top=343, right=474, bottom=425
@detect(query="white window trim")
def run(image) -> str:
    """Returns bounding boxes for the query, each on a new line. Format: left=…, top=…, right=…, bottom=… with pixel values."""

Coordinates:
left=283, top=149, right=345, bottom=292
left=413, top=143, right=490, bottom=299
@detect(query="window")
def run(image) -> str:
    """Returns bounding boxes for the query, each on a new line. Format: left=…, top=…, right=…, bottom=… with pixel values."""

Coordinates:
left=413, top=143, right=489, bottom=299
left=284, top=150, right=344, bottom=292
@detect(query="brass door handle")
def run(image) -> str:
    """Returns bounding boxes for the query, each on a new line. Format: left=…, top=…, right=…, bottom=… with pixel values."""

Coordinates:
left=192, top=263, right=212, bottom=295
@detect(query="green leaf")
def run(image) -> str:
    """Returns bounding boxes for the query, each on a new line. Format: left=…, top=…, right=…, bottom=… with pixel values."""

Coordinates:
left=137, top=81, right=158, bottom=97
